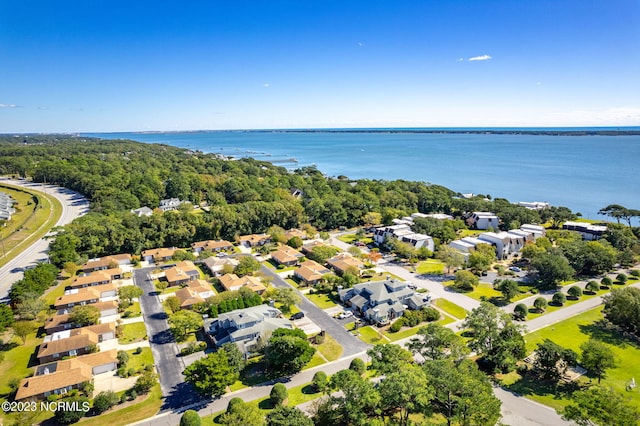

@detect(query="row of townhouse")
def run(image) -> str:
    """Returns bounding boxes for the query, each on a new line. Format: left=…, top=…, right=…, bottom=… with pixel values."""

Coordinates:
left=449, top=224, right=546, bottom=259
left=562, top=221, right=608, bottom=240
left=373, top=224, right=435, bottom=252
left=0, top=192, right=16, bottom=220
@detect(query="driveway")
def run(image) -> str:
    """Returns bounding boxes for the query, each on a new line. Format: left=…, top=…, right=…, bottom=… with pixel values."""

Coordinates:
left=132, top=267, right=204, bottom=412
left=0, top=179, right=89, bottom=300
left=259, top=265, right=370, bottom=357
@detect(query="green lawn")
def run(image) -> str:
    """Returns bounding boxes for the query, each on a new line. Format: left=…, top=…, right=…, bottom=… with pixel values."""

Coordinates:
left=433, top=298, right=467, bottom=320
left=314, top=334, right=343, bottom=361
left=367, top=271, right=405, bottom=282
left=0, top=330, right=41, bottom=397
left=285, top=278, right=300, bottom=288
left=355, top=325, right=389, bottom=345
left=502, top=307, right=640, bottom=410
left=305, top=291, right=338, bottom=309
left=446, top=281, right=502, bottom=302
left=304, top=351, right=327, bottom=369
left=123, top=301, right=142, bottom=317
left=118, top=323, right=148, bottom=344
left=126, top=347, right=154, bottom=372
left=78, top=385, right=162, bottom=426
left=337, top=234, right=373, bottom=245
left=525, top=292, right=601, bottom=321
left=416, top=259, right=445, bottom=275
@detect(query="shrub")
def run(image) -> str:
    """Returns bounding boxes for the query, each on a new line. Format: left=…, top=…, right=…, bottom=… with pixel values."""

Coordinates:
left=135, top=346, right=143, bottom=354
left=180, top=410, right=202, bottom=426
left=349, top=358, right=366, bottom=375
left=601, top=276, right=613, bottom=287
left=227, top=397, right=244, bottom=413
left=513, top=303, right=528, bottom=321
left=567, top=286, right=583, bottom=299
left=533, top=297, right=548, bottom=312
left=312, top=371, right=328, bottom=392
left=389, top=318, right=405, bottom=332
left=616, top=273, right=628, bottom=284
left=423, top=307, right=440, bottom=322
left=93, top=391, right=119, bottom=414
left=630, top=270, right=640, bottom=278
left=552, top=292, right=567, bottom=306
left=270, top=383, right=288, bottom=406
left=585, top=281, right=600, bottom=294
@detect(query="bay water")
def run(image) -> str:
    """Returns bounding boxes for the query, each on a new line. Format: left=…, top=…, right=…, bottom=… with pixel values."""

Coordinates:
left=84, top=130, right=640, bottom=221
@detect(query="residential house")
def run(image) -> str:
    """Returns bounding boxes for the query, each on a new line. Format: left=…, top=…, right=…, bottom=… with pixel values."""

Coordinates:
left=45, top=313, right=118, bottom=335
left=466, top=212, right=500, bottom=230
left=141, top=247, right=176, bottom=263
left=517, top=201, right=550, bottom=210
left=204, top=304, right=291, bottom=354
left=201, top=256, right=239, bottom=275
left=175, top=280, right=216, bottom=309
left=218, top=274, right=266, bottom=294
left=16, top=350, right=117, bottom=401
left=477, top=232, right=519, bottom=260
left=294, top=260, right=331, bottom=286
left=327, top=253, right=364, bottom=276
left=130, top=206, right=153, bottom=217
left=164, top=260, right=200, bottom=286
left=300, top=240, right=330, bottom=255
left=54, top=284, right=117, bottom=311
left=283, top=228, right=307, bottom=241
left=520, top=224, right=546, bottom=239
left=37, top=331, right=100, bottom=364
left=373, top=224, right=435, bottom=252
left=238, top=233, right=271, bottom=248
left=271, top=245, right=304, bottom=266
left=191, top=239, right=234, bottom=254
left=67, top=271, right=112, bottom=290
left=80, top=254, right=131, bottom=273
left=562, top=221, right=607, bottom=240
left=422, top=213, right=454, bottom=220
left=338, top=278, right=429, bottom=325
left=159, top=198, right=187, bottom=212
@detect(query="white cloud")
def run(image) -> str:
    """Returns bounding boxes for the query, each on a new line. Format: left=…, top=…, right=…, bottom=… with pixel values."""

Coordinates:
left=468, top=54, right=492, bottom=61
left=263, top=83, right=270, bottom=87
left=458, top=57, right=464, bottom=62
left=0, top=103, right=18, bottom=108
left=357, top=42, right=363, bottom=47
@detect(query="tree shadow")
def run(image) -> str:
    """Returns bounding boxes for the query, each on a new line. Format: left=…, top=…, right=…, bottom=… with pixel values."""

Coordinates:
left=302, top=384, right=318, bottom=395
left=258, top=399, right=275, bottom=410
left=488, top=297, right=508, bottom=307
left=505, top=371, right=583, bottom=401
left=161, top=381, right=204, bottom=412
left=578, top=321, right=640, bottom=350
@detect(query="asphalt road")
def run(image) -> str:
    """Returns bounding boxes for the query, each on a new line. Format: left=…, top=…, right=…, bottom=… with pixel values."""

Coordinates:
left=132, top=267, right=203, bottom=411
left=259, top=265, right=370, bottom=356
left=0, top=179, right=89, bottom=300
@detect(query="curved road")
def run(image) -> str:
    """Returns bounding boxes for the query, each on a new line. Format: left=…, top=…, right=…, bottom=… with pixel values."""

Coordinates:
left=0, top=178, right=89, bottom=300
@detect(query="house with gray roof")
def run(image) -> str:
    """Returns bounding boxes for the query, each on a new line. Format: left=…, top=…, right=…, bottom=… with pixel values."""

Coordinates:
left=204, top=304, right=292, bottom=355
left=338, top=278, right=429, bottom=325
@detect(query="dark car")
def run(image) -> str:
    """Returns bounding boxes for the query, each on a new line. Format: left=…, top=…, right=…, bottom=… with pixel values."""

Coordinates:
left=290, top=312, right=305, bottom=320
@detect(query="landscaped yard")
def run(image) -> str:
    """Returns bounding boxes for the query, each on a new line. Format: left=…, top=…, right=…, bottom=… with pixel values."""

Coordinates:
left=79, top=384, right=162, bottom=426
left=313, top=334, right=343, bottom=361
left=355, top=325, right=389, bottom=345
left=499, top=307, right=640, bottom=410
left=122, top=301, right=142, bottom=318
left=446, top=281, right=502, bottom=302
left=433, top=298, right=467, bottom=320
left=118, top=322, right=148, bottom=344
left=416, top=259, right=445, bottom=275
left=337, top=233, right=373, bottom=245
left=305, top=291, right=338, bottom=309
left=126, top=347, right=154, bottom=372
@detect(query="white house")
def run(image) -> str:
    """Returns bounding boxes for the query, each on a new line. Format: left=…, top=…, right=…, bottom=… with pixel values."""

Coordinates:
left=373, top=224, right=435, bottom=252
left=562, top=221, right=607, bottom=241
left=466, top=212, right=500, bottom=230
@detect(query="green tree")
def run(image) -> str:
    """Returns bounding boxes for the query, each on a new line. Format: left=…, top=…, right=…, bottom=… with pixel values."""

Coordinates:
left=0, top=304, right=14, bottom=332
left=265, top=330, right=315, bottom=375
left=601, top=276, right=613, bottom=288
left=452, top=270, right=479, bottom=291
left=93, top=391, right=119, bottom=414
left=179, top=410, right=202, bottom=426
left=436, top=245, right=465, bottom=273
left=408, top=322, right=469, bottom=362
left=15, top=293, right=45, bottom=320
left=325, top=368, right=381, bottom=425
left=118, top=285, right=143, bottom=303
left=568, top=285, right=583, bottom=299
left=134, top=369, right=157, bottom=394
left=54, top=395, right=89, bottom=424
left=234, top=256, right=261, bottom=276
left=494, top=278, right=520, bottom=302
left=168, top=310, right=203, bottom=342
left=603, top=287, right=640, bottom=335
left=221, top=342, right=245, bottom=374
left=286, top=236, right=303, bottom=249
left=533, top=296, right=548, bottom=312
left=552, top=292, right=567, bottom=306
left=585, top=280, right=600, bottom=294
left=513, top=303, right=528, bottom=321
left=349, top=357, right=366, bottom=375
left=530, top=252, right=574, bottom=290
left=312, top=370, right=328, bottom=393
left=466, top=243, right=495, bottom=274
left=219, top=397, right=265, bottom=426
left=270, top=383, right=288, bottom=406
left=423, top=359, right=501, bottom=426
left=533, top=339, right=578, bottom=383
left=164, top=295, right=182, bottom=314
left=184, top=351, right=238, bottom=396
left=272, top=288, right=300, bottom=313
left=367, top=344, right=414, bottom=374
left=266, top=405, right=312, bottom=426
left=307, top=245, right=338, bottom=264
left=378, top=365, right=434, bottom=426
left=616, top=273, right=628, bottom=284
left=580, top=339, right=616, bottom=384
left=69, top=305, right=101, bottom=327
left=563, top=386, right=640, bottom=426
left=12, top=320, right=35, bottom=344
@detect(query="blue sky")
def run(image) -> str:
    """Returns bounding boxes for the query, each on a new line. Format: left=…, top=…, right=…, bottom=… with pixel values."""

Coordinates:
left=1, top=0, right=639, bottom=132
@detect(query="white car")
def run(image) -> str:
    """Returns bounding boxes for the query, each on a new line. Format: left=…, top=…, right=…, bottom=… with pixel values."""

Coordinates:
left=338, top=311, right=353, bottom=319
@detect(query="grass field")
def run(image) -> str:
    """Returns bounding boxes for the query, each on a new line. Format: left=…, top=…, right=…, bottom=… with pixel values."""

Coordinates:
left=305, top=291, right=338, bottom=309
left=78, top=385, right=162, bottom=426
left=501, top=307, right=640, bottom=411
left=118, top=323, right=148, bottom=344
left=433, top=298, right=468, bottom=319
left=355, top=326, right=389, bottom=345
left=314, top=334, right=343, bottom=361
left=445, top=281, right=503, bottom=302
left=126, top=347, right=154, bottom=371
left=416, top=259, right=445, bottom=275
left=337, top=234, right=373, bottom=245
left=0, top=183, right=63, bottom=269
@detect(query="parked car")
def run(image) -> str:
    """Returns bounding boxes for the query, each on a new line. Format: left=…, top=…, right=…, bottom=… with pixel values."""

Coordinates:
left=290, top=312, right=305, bottom=320
left=509, top=266, right=521, bottom=272
left=338, top=311, right=353, bottom=319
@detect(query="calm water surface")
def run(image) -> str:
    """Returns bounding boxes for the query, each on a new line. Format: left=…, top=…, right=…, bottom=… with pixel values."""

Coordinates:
left=84, top=130, right=640, bottom=221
